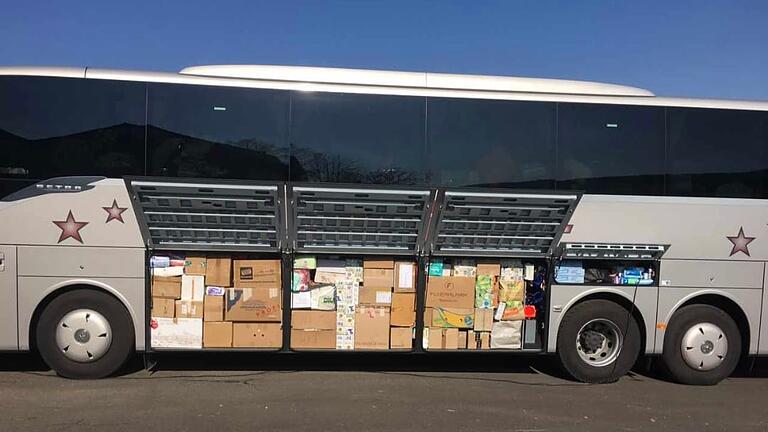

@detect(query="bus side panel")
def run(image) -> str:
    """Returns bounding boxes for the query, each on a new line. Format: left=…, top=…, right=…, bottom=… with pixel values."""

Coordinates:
left=547, top=284, right=658, bottom=354
left=0, top=246, right=18, bottom=350
left=16, top=246, right=146, bottom=351
left=760, top=264, right=768, bottom=355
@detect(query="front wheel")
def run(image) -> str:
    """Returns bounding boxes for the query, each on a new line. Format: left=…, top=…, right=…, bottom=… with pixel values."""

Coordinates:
left=36, top=289, right=134, bottom=379
left=556, top=299, right=641, bottom=383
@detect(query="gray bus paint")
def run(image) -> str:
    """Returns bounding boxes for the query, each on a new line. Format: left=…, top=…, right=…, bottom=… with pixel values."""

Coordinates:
left=0, top=246, right=18, bottom=350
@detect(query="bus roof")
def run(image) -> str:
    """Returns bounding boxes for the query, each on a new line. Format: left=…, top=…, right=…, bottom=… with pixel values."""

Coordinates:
left=1, top=64, right=767, bottom=111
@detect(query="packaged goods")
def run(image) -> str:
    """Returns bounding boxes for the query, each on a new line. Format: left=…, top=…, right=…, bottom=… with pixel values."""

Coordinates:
left=292, top=310, right=336, bottom=330
left=500, top=259, right=524, bottom=279
left=524, top=264, right=535, bottom=281
left=232, top=323, right=282, bottom=348
left=225, top=288, right=282, bottom=322
left=234, top=259, right=281, bottom=287
left=151, top=297, right=175, bottom=318
left=428, top=260, right=444, bottom=276
left=184, top=256, right=207, bottom=275
left=426, top=276, right=475, bottom=309
left=502, top=301, right=526, bottom=321
left=458, top=330, right=468, bottom=349
left=394, top=261, right=416, bottom=292
left=480, top=332, right=491, bottom=349
left=203, top=295, right=224, bottom=322
left=390, top=292, right=415, bottom=327
left=206, top=257, right=232, bottom=286
left=150, top=256, right=170, bottom=268
left=175, top=300, right=204, bottom=318
left=475, top=275, right=493, bottom=309
left=315, top=259, right=347, bottom=284
left=151, top=317, right=202, bottom=349
left=491, top=321, right=522, bottom=349
left=314, top=271, right=347, bottom=285
left=310, top=284, right=336, bottom=310
left=431, top=307, right=474, bottom=328
left=291, top=291, right=312, bottom=309
left=477, top=262, right=501, bottom=277
left=390, top=327, right=413, bottom=349
left=452, top=259, right=477, bottom=277
left=358, top=286, right=392, bottom=306
left=524, top=305, right=537, bottom=319
left=441, top=265, right=452, bottom=277
left=363, top=268, right=394, bottom=289
left=345, top=259, right=364, bottom=284
left=499, top=277, right=525, bottom=305
left=555, top=260, right=585, bottom=284
left=363, top=259, right=394, bottom=269
left=292, top=269, right=311, bottom=292
left=203, top=321, right=232, bottom=348
left=181, top=275, right=205, bottom=301
left=152, top=266, right=184, bottom=277
left=422, top=327, right=431, bottom=349
left=206, top=286, right=226, bottom=296
left=473, top=308, right=493, bottom=332
left=335, top=281, right=358, bottom=350
left=354, top=306, right=390, bottom=350
left=152, top=277, right=181, bottom=299
left=293, top=256, right=317, bottom=269
left=291, top=329, right=335, bottom=349
left=444, top=328, right=459, bottom=350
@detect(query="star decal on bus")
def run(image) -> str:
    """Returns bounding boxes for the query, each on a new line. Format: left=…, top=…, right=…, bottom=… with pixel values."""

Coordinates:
left=102, top=199, right=128, bottom=223
left=53, top=210, right=89, bottom=244
left=727, top=227, right=755, bottom=257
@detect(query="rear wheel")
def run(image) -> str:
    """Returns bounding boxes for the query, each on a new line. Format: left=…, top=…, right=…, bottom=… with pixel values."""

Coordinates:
left=661, top=304, right=741, bottom=385
left=36, top=289, right=134, bottom=379
left=556, top=299, right=641, bottom=383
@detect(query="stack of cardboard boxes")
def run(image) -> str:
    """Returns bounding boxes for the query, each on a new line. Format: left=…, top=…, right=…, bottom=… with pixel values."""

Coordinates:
left=425, top=259, right=539, bottom=350
left=291, top=257, right=417, bottom=350
left=150, top=254, right=283, bottom=349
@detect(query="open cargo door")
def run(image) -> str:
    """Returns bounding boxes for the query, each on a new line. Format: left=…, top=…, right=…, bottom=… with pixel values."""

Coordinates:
left=126, top=178, right=286, bottom=252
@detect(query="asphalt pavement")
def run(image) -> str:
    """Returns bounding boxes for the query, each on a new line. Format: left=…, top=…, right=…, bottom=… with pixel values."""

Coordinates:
left=1, top=353, right=767, bottom=432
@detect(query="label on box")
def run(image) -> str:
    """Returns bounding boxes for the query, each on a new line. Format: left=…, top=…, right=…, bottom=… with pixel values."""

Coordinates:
left=375, top=291, right=392, bottom=304
left=206, top=286, right=226, bottom=296
left=397, top=264, right=414, bottom=289
left=310, top=284, right=336, bottom=310
left=292, top=291, right=312, bottom=309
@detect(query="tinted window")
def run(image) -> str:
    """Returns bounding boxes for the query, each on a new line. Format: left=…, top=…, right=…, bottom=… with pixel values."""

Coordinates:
left=147, top=83, right=289, bottom=180
left=0, top=76, right=146, bottom=192
left=290, top=92, right=426, bottom=185
left=557, top=103, right=665, bottom=194
left=427, top=98, right=555, bottom=188
left=667, top=108, right=768, bottom=198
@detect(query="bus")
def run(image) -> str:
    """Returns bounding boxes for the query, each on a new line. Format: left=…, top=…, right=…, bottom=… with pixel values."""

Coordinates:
left=0, top=65, right=766, bottom=385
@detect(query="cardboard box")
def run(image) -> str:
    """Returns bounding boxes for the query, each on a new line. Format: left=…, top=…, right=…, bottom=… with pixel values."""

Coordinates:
left=475, top=275, right=494, bottom=309
left=206, top=257, right=232, bottom=287
left=452, top=259, right=477, bottom=277
left=491, top=321, right=522, bottom=349
left=292, top=310, right=336, bottom=330
left=204, top=295, right=224, bottom=322
left=394, top=261, right=416, bottom=292
left=181, top=275, right=205, bottom=301
left=314, top=271, right=347, bottom=285
left=477, top=262, right=501, bottom=277
left=151, top=317, right=202, bottom=349
left=426, top=327, right=442, bottom=349
left=431, top=307, right=474, bottom=328
left=203, top=321, right=232, bottom=348
left=152, top=266, right=184, bottom=277
left=423, top=308, right=433, bottom=327
left=225, top=288, right=282, bottom=322
left=390, top=292, right=415, bottom=327
left=426, top=276, right=475, bottom=309
left=291, top=329, right=336, bottom=349
left=458, top=330, right=468, bottom=349
left=184, top=255, right=207, bottom=276
left=480, top=332, right=491, bottom=349
left=175, top=300, right=204, bottom=318
left=234, top=259, right=281, bottom=285
left=358, top=286, right=392, bottom=306
left=467, top=330, right=476, bottom=349
left=363, top=268, right=394, bottom=289
left=444, top=328, right=459, bottom=350
left=152, top=297, right=175, bottom=318
left=354, top=306, right=390, bottom=350
left=474, top=308, right=493, bottom=332
left=363, top=259, right=394, bottom=269
left=390, top=327, right=413, bottom=349
left=232, top=323, right=282, bottom=348
left=152, top=277, right=181, bottom=299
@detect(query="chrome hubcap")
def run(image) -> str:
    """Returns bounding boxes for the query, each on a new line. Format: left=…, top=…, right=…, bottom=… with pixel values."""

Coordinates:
left=55, top=309, right=112, bottom=363
left=576, top=318, right=623, bottom=367
left=681, top=322, right=727, bottom=371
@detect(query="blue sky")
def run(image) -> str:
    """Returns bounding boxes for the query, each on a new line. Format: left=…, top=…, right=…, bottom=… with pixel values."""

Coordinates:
left=1, top=0, right=766, bottom=100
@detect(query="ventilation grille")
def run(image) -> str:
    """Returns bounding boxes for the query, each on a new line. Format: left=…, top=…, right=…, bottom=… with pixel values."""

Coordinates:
left=428, top=191, right=579, bottom=257
left=560, top=243, right=668, bottom=260
left=129, top=179, right=284, bottom=251
left=291, top=186, right=433, bottom=255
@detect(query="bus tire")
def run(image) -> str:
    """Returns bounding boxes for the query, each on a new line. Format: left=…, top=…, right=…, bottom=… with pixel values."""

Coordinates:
left=661, top=304, right=740, bottom=385
left=36, top=289, right=134, bottom=379
left=556, top=299, right=641, bottom=383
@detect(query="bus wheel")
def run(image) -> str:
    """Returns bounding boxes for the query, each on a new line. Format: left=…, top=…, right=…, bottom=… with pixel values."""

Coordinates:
left=661, top=304, right=740, bottom=385
left=36, top=289, right=134, bottom=379
left=556, top=299, right=641, bottom=383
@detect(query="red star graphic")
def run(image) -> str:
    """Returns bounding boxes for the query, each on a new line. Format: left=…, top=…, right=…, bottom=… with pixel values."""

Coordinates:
left=727, top=227, right=755, bottom=257
left=53, top=211, right=89, bottom=244
left=102, top=199, right=128, bottom=223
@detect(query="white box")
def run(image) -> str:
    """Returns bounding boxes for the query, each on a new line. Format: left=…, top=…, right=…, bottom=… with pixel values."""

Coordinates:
left=181, top=275, right=205, bottom=301
left=152, top=266, right=184, bottom=277
left=292, top=291, right=312, bottom=309
left=151, top=317, right=202, bottom=349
